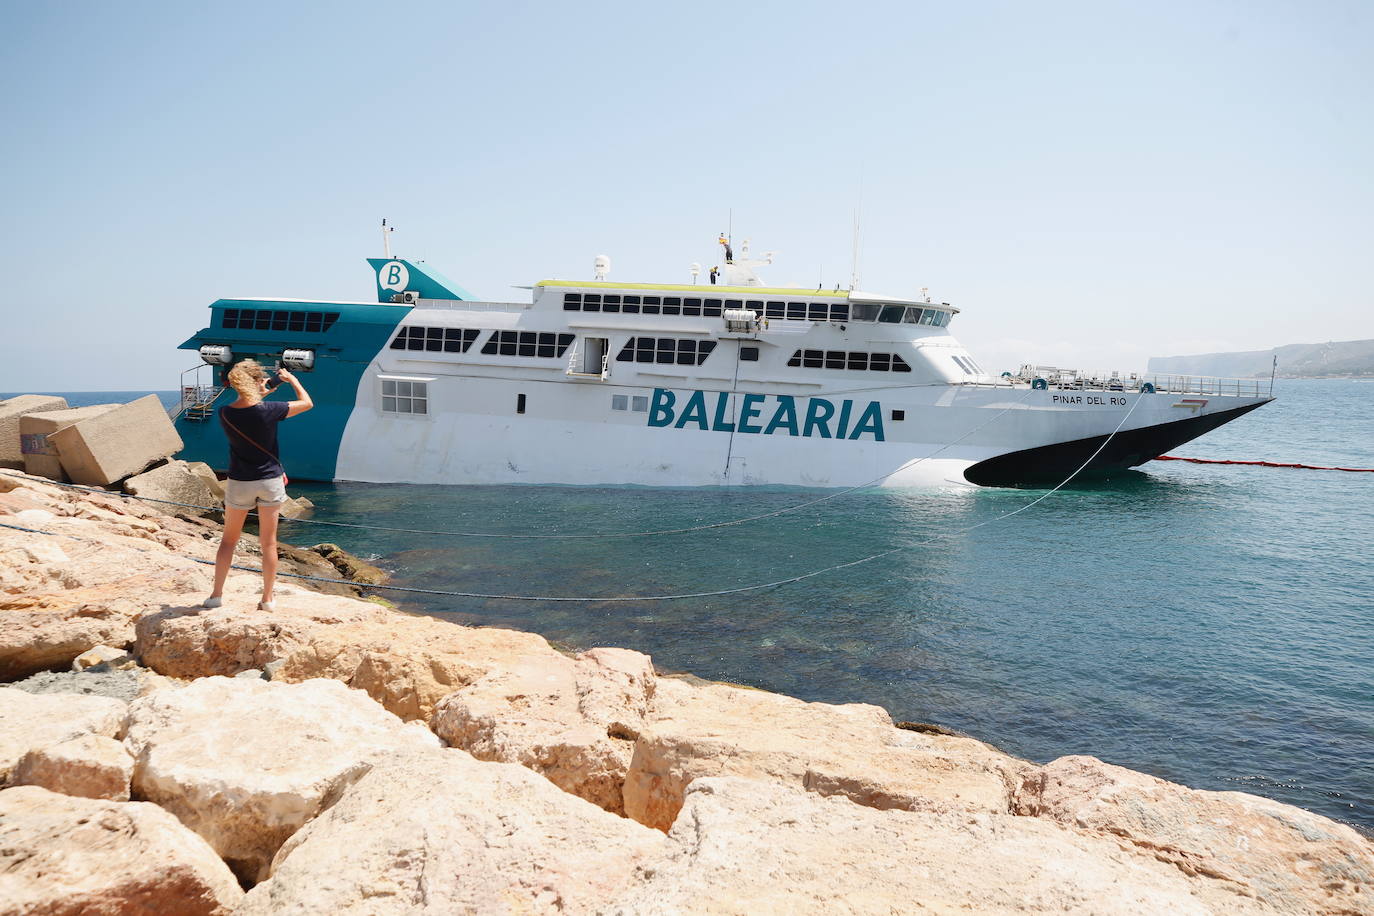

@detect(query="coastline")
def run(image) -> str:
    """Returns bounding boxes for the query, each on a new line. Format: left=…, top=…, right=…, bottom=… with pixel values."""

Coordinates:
left=2, top=469, right=1371, bottom=913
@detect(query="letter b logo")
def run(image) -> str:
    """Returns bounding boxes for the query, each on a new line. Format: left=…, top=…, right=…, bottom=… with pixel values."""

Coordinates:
left=380, top=261, right=409, bottom=291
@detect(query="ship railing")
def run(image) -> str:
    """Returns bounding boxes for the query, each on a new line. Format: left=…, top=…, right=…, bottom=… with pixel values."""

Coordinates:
left=974, top=368, right=1268, bottom=397
left=171, top=364, right=225, bottom=422
left=564, top=342, right=611, bottom=380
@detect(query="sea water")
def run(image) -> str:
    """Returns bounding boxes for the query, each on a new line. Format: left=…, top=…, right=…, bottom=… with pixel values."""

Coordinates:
left=25, top=380, right=1373, bottom=834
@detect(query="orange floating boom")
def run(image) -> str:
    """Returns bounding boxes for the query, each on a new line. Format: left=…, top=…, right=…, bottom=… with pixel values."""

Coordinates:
left=1154, top=456, right=1374, bottom=472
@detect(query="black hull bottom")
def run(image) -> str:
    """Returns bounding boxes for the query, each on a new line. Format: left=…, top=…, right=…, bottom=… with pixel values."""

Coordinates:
left=963, top=401, right=1270, bottom=488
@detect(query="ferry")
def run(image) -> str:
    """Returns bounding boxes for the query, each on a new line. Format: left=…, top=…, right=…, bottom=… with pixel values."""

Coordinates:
left=174, top=235, right=1273, bottom=488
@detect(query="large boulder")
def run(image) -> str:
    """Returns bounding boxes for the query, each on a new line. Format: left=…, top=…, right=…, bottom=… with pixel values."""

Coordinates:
left=136, top=592, right=561, bottom=722
left=605, top=776, right=1271, bottom=915
left=432, top=646, right=656, bottom=814
left=0, top=786, right=242, bottom=915
left=123, top=676, right=440, bottom=884
left=237, top=747, right=665, bottom=915
left=48, top=394, right=183, bottom=486
left=123, top=459, right=225, bottom=516
left=0, top=394, right=68, bottom=469
left=1018, top=755, right=1374, bottom=916
left=18, top=403, right=119, bottom=480
left=0, top=686, right=126, bottom=782
left=622, top=677, right=1028, bottom=831
left=11, top=733, right=134, bottom=800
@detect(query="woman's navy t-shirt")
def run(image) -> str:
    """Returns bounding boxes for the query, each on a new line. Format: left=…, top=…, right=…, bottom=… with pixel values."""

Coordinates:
left=219, top=401, right=290, bottom=481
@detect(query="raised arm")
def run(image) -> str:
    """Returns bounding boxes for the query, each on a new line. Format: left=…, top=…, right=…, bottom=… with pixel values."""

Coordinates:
left=276, top=367, right=314, bottom=417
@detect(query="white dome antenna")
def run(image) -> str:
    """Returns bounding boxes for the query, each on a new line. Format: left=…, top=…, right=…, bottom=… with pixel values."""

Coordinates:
left=593, top=255, right=611, bottom=280
left=689, top=262, right=701, bottom=284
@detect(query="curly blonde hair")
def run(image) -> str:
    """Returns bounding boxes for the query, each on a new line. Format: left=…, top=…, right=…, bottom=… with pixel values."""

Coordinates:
left=226, top=359, right=268, bottom=401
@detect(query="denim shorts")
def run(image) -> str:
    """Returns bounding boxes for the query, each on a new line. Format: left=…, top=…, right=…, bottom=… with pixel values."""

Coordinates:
left=224, top=476, right=288, bottom=510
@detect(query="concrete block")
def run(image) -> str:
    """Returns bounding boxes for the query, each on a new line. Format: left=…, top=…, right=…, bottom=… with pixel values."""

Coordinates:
left=123, top=459, right=224, bottom=516
left=0, top=396, right=69, bottom=469
left=49, top=395, right=184, bottom=487
left=19, top=405, right=120, bottom=481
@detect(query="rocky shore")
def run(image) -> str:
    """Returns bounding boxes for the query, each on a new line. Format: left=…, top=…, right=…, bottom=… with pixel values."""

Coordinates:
left=1, top=468, right=1370, bottom=914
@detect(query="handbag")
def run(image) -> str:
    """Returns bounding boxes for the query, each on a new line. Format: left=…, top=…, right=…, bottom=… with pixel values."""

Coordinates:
left=220, top=411, right=289, bottom=486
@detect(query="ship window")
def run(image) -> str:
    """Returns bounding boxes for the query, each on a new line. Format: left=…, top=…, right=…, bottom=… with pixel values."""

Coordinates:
left=851, top=303, right=880, bottom=322
left=563, top=293, right=582, bottom=310
left=740, top=346, right=759, bottom=361
left=808, top=303, right=829, bottom=321
left=602, top=294, right=621, bottom=313
left=254, top=311, right=272, bottom=329
left=661, top=296, right=681, bottom=315
left=705, top=299, right=724, bottom=317
left=288, top=311, right=306, bottom=331
left=305, top=313, right=324, bottom=332
left=744, top=300, right=764, bottom=316
left=682, top=297, right=702, bottom=317
left=893, top=355, right=912, bottom=372
left=847, top=352, right=867, bottom=370
left=786, top=302, right=806, bottom=320
left=583, top=294, right=601, bottom=312
left=390, top=326, right=479, bottom=353
left=879, top=305, right=905, bottom=324
left=892, top=409, right=905, bottom=421
left=870, top=353, right=891, bottom=371
left=785, top=350, right=909, bottom=372
left=765, top=301, right=786, bottom=319
left=381, top=379, right=428, bottom=416
left=787, top=352, right=801, bottom=367
left=830, top=303, right=849, bottom=321
left=825, top=350, right=845, bottom=369
left=622, top=295, right=640, bottom=314
left=517, top=393, right=526, bottom=414
left=616, top=337, right=716, bottom=366
left=921, top=310, right=939, bottom=326
left=221, top=309, right=240, bottom=328
left=632, top=395, right=649, bottom=412
left=272, top=312, right=289, bottom=331
left=481, top=331, right=574, bottom=358
left=612, top=395, right=628, bottom=410
left=802, top=349, right=823, bottom=368
left=903, top=308, right=921, bottom=324
left=641, top=295, right=661, bottom=314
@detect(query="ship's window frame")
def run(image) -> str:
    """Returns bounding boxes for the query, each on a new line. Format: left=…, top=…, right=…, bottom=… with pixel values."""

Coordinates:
left=851, top=303, right=880, bottom=322
left=878, top=305, right=905, bottom=324
left=740, top=346, right=759, bottom=361
left=631, top=395, right=649, bottom=412
left=786, top=302, right=807, bottom=320
left=379, top=377, right=430, bottom=416
left=563, top=293, right=582, bottom=311
left=765, top=301, right=786, bottom=319
left=616, top=336, right=716, bottom=366
left=612, top=394, right=629, bottom=410
left=481, top=330, right=575, bottom=359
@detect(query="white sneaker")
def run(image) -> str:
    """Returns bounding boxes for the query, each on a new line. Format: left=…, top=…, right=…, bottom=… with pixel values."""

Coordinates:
left=258, top=600, right=275, bottom=612
left=202, top=596, right=223, bottom=608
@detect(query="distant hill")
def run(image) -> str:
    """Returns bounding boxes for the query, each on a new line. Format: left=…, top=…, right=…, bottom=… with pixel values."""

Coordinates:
left=1147, top=339, right=1374, bottom=378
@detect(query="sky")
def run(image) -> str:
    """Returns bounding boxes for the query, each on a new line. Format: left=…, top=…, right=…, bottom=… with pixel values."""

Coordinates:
left=1, top=0, right=1370, bottom=390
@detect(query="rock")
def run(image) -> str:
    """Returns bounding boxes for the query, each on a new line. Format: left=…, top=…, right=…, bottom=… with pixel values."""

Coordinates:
left=605, top=776, right=1269, bottom=915
left=0, top=686, right=126, bottom=782
left=0, top=786, right=242, bottom=915
left=135, top=592, right=560, bottom=723
left=18, top=403, right=118, bottom=480
left=432, top=646, right=656, bottom=815
left=0, top=394, right=69, bottom=469
left=48, top=394, right=183, bottom=486
left=123, top=459, right=225, bottom=517
left=622, top=678, right=1028, bottom=832
left=72, top=643, right=134, bottom=672
left=235, top=668, right=265, bottom=679
left=123, top=676, right=441, bottom=884
left=11, top=733, right=134, bottom=800
left=237, top=747, right=664, bottom=915
left=278, top=495, right=314, bottom=519
left=9, top=666, right=164, bottom=703
left=306, top=542, right=387, bottom=585
left=1018, top=755, right=1374, bottom=916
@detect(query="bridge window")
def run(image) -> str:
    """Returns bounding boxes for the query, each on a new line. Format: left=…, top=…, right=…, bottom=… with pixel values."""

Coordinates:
left=389, top=326, right=480, bottom=353
left=615, top=337, right=717, bottom=366
left=222, top=308, right=339, bottom=333
left=480, top=331, right=575, bottom=358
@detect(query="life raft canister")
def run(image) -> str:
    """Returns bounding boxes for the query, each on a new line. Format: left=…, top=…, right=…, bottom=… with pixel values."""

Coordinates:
left=1031, top=378, right=1048, bottom=390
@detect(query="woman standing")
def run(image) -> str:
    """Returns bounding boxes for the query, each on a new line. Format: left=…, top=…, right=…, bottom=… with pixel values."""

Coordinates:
left=204, top=359, right=312, bottom=610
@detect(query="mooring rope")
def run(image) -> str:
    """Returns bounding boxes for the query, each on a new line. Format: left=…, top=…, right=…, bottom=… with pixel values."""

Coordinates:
left=0, top=388, right=1035, bottom=541
left=1156, top=456, right=1373, bottom=473
left=0, top=392, right=1145, bottom=602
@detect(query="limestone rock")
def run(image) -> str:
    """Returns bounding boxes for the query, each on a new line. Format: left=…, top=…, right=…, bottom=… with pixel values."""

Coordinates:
left=72, top=643, right=134, bottom=671
left=124, top=675, right=441, bottom=884
left=622, top=677, right=1028, bottom=831
left=136, top=592, right=560, bottom=722
left=0, top=394, right=68, bottom=469
left=237, top=747, right=664, bottom=915
left=18, top=403, right=118, bottom=480
left=607, top=776, right=1277, bottom=915
left=306, top=541, right=386, bottom=585
left=123, top=459, right=225, bottom=516
left=11, top=733, right=134, bottom=800
left=278, top=495, right=314, bottom=519
left=0, top=785, right=242, bottom=915
left=0, top=686, right=126, bottom=782
left=1019, top=755, right=1374, bottom=916
left=432, top=646, right=656, bottom=814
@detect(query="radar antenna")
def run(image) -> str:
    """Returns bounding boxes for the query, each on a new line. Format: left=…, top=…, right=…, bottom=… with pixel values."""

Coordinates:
left=381, top=219, right=394, bottom=259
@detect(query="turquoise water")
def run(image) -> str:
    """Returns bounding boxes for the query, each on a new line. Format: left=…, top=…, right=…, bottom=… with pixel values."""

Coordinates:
left=23, top=381, right=1374, bottom=834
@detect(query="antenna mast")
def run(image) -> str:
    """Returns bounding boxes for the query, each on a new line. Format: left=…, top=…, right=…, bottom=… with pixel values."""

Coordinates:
left=381, top=219, right=394, bottom=259
left=850, top=185, right=863, bottom=290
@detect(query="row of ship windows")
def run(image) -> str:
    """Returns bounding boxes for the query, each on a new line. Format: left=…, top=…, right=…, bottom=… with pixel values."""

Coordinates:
left=615, top=337, right=717, bottom=365
left=561, top=293, right=952, bottom=327
left=787, top=351, right=913, bottom=372
left=221, top=309, right=341, bottom=332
